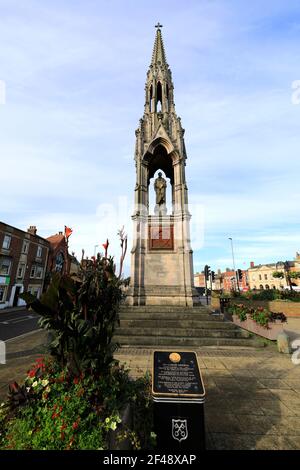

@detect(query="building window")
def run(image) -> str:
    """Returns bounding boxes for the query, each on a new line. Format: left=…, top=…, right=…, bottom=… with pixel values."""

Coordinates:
left=259, top=284, right=264, bottom=290
left=0, top=285, right=7, bottom=302
left=0, top=257, right=11, bottom=275
left=30, top=265, right=36, bottom=278
left=55, top=253, right=64, bottom=272
left=265, top=284, right=270, bottom=290
left=264, top=274, right=268, bottom=280
left=36, top=245, right=43, bottom=258
left=28, top=286, right=40, bottom=298
left=2, top=235, right=11, bottom=249
left=259, top=274, right=262, bottom=280
left=35, top=266, right=43, bottom=279
left=17, top=263, right=26, bottom=278
left=22, top=240, right=29, bottom=254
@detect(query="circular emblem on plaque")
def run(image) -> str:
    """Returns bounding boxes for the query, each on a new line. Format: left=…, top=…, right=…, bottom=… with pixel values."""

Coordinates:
left=169, top=352, right=181, bottom=363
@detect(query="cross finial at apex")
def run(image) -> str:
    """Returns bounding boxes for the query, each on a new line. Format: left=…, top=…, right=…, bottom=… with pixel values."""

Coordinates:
left=155, top=22, right=163, bottom=29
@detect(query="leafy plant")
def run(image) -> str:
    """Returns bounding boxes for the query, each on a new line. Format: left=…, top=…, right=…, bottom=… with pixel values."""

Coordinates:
left=21, top=254, right=123, bottom=376
left=272, top=271, right=284, bottom=279
left=227, top=304, right=248, bottom=322
left=251, top=307, right=270, bottom=327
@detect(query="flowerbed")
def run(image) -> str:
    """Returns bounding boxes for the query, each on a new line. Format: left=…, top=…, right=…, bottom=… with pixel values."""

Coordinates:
left=227, top=304, right=287, bottom=340
left=0, top=356, right=153, bottom=450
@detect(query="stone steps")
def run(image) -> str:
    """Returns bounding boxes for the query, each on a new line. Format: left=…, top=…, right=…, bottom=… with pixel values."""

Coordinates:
left=119, top=311, right=221, bottom=322
left=116, top=304, right=261, bottom=348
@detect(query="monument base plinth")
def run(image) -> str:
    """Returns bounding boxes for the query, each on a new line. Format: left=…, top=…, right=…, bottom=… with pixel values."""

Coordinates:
left=125, top=286, right=199, bottom=307
left=129, top=213, right=197, bottom=307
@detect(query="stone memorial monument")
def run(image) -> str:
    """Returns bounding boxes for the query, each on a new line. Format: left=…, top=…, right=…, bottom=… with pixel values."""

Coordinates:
left=126, top=24, right=198, bottom=306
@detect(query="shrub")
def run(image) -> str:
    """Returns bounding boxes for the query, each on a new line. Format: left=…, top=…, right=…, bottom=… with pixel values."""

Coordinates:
left=227, top=304, right=287, bottom=328
left=227, top=304, right=248, bottom=322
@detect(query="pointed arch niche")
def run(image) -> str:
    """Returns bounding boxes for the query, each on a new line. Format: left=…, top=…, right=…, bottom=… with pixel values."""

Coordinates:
left=145, top=144, right=174, bottom=215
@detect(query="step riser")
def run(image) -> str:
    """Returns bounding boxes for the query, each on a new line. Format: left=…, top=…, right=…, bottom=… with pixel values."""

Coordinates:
left=119, top=320, right=236, bottom=329
left=116, top=331, right=249, bottom=339
left=120, top=307, right=211, bottom=313
left=114, top=336, right=256, bottom=347
left=119, top=313, right=221, bottom=321
left=116, top=328, right=250, bottom=339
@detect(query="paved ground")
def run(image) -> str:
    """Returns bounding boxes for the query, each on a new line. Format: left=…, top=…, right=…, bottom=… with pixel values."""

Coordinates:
left=1, top=330, right=300, bottom=450
left=115, top=345, right=300, bottom=450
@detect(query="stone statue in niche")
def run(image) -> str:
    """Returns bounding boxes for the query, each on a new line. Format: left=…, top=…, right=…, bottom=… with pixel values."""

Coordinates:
left=154, top=172, right=167, bottom=215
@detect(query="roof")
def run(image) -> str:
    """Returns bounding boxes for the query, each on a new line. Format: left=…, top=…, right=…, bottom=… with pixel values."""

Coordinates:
left=47, top=233, right=65, bottom=250
left=0, top=221, right=49, bottom=244
left=248, top=261, right=295, bottom=270
left=151, top=26, right=168, bottom=67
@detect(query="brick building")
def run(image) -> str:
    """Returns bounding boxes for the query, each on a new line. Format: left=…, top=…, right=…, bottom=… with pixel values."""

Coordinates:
left=217, top=269, right=249, bottom=292
left=46, top=232, right=69, bottom=275
left=0, top=223, right=50, bottom=309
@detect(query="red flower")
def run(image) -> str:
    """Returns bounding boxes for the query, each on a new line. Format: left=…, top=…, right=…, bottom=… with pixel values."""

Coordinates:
left=73, top=377, right=79, bottom=385
left=28, top=370, right=36, bottom=378
left=72, top=422, right=79, bottom=430
left=59, top=406, right=63, bottom=412
left=51, top=412, right=58, bottom=420
left=102, top=239, right=109, bottom=257
left=61, top=432, right=65, bottom=440
left=9, top=382, right=19, bottom=393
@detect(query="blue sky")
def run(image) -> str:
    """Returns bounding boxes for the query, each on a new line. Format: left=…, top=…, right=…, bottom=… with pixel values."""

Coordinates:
left=0, top=0, right=299, bottom=275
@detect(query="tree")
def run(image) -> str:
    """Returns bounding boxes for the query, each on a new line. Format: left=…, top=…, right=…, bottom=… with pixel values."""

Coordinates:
left=273, top=264, right=300, bottom=291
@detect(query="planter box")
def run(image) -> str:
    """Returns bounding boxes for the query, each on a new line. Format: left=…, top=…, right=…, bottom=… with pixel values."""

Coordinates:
left=232, top=314, right=285, bottom=340
left=228, top=298, right=300, bottom=318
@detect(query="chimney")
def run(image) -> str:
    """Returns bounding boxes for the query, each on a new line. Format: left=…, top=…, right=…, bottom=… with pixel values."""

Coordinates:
left=27, top=225, right=37, bottom=235
left=59, top=231, right=63, bottom=235
left=250, top=261, right=255, bottom=268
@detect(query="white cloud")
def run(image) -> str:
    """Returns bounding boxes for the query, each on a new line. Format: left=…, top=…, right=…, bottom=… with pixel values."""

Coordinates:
left=0, top=0, right=299, bottom=274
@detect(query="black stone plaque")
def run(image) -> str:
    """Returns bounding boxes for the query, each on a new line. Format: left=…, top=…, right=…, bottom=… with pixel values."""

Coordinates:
left=152, top=351, right=205, bottom=398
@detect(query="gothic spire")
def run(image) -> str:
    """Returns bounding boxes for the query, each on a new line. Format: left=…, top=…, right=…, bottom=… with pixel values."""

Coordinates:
left=151, top=23, right=168, bottom=67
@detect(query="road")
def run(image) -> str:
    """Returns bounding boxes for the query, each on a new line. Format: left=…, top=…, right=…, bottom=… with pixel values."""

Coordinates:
left=0, top=308, right=40, bottom=341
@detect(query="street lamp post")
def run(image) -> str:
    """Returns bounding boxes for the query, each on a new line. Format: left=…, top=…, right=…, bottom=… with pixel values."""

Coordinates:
left=228, top=237, right=239, bottom=292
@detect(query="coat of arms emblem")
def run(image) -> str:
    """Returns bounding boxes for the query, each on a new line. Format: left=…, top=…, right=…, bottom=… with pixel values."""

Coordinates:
left=172, top=418, right=188, bottom=442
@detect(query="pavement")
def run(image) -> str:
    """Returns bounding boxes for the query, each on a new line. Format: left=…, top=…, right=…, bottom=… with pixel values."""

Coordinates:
left=1, top=329, right=300, bottom=450
left=115, top=345, right=300, bottom=450
left=0, top=308, right=40, bottom=341
left=0, top=329, right=48, bottom=401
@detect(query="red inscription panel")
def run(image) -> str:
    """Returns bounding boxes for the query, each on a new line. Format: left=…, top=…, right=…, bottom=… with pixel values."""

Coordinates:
left=149, top=224, right=174, bottom=250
